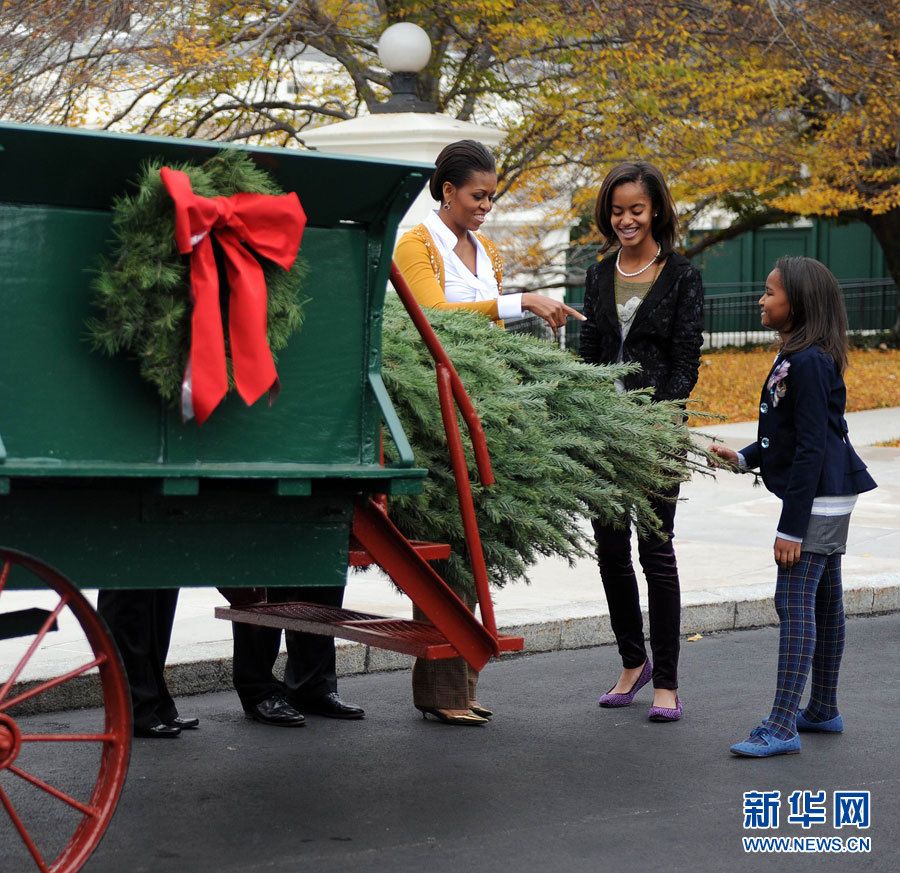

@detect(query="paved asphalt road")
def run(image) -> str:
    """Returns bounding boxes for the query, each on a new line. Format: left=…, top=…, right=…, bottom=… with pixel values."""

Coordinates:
left=4, top=614, right=898, bottom=873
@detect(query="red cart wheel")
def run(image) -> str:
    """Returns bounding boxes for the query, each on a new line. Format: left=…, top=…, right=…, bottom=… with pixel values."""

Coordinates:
left=0, top=548, right=131, bottom=873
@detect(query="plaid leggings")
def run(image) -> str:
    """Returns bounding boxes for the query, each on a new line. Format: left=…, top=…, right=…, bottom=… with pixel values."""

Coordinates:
left=767, top=552, right=845, bottom=739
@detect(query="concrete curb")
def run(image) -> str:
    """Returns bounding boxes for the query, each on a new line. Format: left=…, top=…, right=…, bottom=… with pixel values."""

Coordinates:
left=14, top=576, right=900, bottom=715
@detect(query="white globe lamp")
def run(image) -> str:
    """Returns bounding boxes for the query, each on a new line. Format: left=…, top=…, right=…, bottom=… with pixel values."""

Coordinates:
left=377, top=23, right=432, bottom=73
left=372, top=23, right=436, bottom=113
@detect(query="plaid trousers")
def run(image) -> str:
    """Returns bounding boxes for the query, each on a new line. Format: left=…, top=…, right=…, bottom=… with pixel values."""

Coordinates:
left=767, top=552, right=845, bottom=738
left=411, top=592, right=479, bottom=710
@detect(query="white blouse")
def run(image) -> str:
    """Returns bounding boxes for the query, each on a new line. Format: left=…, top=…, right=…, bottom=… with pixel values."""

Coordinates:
left=424, top=210, right=523, bottom=321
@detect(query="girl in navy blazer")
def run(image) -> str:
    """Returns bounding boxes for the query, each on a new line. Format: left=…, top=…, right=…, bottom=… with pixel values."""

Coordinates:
left=709, top=256, right=876, bottom=757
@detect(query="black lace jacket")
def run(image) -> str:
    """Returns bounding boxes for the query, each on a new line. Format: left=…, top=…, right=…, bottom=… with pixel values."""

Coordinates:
left=579, top=251, right=705, bottom=402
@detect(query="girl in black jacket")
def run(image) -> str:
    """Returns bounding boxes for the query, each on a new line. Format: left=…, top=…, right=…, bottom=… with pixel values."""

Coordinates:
left=580, top=161, right=704, bottom=721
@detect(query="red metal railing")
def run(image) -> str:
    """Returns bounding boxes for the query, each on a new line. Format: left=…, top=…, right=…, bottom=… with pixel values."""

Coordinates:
left=389, top=263, right=498, bottom=638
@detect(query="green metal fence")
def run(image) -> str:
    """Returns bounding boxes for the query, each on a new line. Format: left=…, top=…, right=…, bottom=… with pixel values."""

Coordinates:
left=699, top=280, right=897, bottom=348
left=507, top=279, right=897, bottom=352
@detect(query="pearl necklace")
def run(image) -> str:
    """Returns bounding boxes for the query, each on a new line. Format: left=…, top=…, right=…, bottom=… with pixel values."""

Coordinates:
left=616, top=243, right=662, bottom=278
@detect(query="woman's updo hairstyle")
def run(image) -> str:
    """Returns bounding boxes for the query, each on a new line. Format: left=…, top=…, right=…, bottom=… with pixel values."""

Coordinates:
left=429, top=139, right=496, bottom=202
left=594, top=160, right=678, bottom=258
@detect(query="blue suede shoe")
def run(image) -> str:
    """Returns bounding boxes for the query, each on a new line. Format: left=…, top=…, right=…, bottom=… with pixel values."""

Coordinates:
left=730, top=725, right=801, bottom=757
left=796, top=711, right=844, bottom=733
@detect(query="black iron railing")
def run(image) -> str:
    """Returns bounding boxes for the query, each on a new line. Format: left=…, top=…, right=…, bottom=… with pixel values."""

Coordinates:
left=508, top=279, right=897, bottom=353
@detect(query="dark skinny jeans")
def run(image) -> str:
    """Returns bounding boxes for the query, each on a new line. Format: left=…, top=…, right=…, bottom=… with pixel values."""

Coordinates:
left=592, top=486, right=681, bottom=690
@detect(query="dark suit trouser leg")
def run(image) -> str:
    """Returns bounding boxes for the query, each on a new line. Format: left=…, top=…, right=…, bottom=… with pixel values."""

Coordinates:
left=283, top=586, right=342, bottom=700
left=593, top=486, right=681, bottom=689
left=232, top=586, right=344, bottom=708
left=232, top=619, right=284, bottom=711
left=150, top=589, right=179, bottom=723
left=97, top=588, right=179, bottom=729
left=411, top=591, right=479, bottom=710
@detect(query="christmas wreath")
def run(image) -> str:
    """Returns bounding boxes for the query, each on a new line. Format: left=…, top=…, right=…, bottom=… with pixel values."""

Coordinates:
left=88, top=150, right=308, bottom=421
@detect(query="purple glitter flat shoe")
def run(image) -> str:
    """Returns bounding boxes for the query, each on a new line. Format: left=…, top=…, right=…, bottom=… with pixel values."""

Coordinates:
left=598, top=659, right=652, bottom=708
left=648, top=695, right=683, bottom=722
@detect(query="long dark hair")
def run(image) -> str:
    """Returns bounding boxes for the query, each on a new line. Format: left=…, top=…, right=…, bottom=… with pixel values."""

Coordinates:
left=776, top=256, right=849, bottom=374
left=593, top=161, right=678, bottom=257
left=429, top=140, right=496, bottom=202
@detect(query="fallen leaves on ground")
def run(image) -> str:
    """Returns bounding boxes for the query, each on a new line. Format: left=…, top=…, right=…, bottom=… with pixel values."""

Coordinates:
left=687, top=348, right=900, bottom=426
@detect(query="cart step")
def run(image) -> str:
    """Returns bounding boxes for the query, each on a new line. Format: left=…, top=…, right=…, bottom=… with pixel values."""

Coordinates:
left=214, top=602, right=524, bottom=660
left=350, top=499, right=502, bottom=670
left=349, top=537, right=450, bottom=567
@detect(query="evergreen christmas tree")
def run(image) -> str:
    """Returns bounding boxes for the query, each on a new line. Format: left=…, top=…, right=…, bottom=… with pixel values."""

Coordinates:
left=381, top=299, right=702, bottom=596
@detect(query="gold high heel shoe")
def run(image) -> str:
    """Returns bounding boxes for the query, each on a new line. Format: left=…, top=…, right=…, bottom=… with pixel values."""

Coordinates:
left=417, top=707, right=488, bottom=726
left=468, top=702, right=493, bottom=719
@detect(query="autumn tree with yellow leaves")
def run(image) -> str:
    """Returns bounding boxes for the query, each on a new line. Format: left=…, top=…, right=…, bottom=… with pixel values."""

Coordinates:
left=749, top=0, right=899, bottom=327
left=1, top=1, right=897, bottom=328
left=549, top=4, right=897, bottom=305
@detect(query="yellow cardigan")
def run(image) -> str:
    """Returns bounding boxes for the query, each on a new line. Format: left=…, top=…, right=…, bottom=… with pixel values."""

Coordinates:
left=394, top=224, right=506, bottom=325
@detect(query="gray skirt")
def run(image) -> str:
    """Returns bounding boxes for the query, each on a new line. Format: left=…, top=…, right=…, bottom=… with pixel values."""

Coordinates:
left=802, top=512, right=852, bottom=555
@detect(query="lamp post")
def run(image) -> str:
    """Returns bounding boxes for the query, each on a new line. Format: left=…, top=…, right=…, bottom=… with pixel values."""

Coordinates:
left=301, top=22, right=502, bottom=229
left=371, top=23, right=436, bottom=114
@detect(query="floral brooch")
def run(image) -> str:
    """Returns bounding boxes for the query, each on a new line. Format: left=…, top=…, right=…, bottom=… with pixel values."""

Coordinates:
left=767, top=359, right=790, bottom=407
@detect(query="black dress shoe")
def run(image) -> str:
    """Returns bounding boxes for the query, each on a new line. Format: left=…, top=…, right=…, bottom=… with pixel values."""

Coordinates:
left=296, top=692, right=365, bottom=720
left=245, top=695, right=306, bottom=727
left=165, top=716, right=200, bottom=730
left=134, top=722, right=181, bottom=739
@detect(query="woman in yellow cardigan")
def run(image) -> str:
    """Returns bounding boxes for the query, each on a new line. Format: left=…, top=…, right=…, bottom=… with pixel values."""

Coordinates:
left=395, top=140, right=584, bottom=726
left=395, top=140, right=583, bottom=330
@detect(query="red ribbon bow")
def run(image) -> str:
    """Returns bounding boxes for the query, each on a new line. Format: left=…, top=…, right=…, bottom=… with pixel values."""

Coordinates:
left=160, top=166, right=306, bottom=424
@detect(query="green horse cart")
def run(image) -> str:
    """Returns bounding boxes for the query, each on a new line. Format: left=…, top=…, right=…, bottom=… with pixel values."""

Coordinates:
left=0, top=122, right=521, bottom=873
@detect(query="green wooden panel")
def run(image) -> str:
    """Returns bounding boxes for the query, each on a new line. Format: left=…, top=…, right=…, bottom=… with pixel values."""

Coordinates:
left=0, top=204, right=161, bottom=464
left=818, top=221, right=880, bottom=280
left=0, top=122, right=433, bottom=592
left=754, top=229, right=810, bottom=281
left=1, top=483, right=353, bottom=590
left=0, top=121, right=430, bottom=228
left=0, top=206, right=375, bottom=467
left=692, top=236, right=745, bottom=286
left=164, top=227, right=373, bottom=465
left=0, top=119, right=432, bottom=473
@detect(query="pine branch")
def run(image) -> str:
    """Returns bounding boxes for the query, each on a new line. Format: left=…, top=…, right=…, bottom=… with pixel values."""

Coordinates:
left=381, top=300, right=699, bottom=595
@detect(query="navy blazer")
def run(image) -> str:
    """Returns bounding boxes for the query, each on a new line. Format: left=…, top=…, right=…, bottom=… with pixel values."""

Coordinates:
left=740, top=345, right=877, bottom=539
